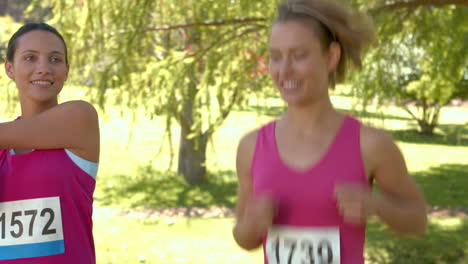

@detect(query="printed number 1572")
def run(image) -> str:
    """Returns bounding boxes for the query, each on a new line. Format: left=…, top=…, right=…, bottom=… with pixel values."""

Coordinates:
left=0, top=208, right=56, bottom=240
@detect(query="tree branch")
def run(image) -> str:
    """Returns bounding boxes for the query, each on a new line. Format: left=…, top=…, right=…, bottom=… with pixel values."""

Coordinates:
left=145, top=1, right=468, bottom=32
left=370, top=0, right=468, bottom=15
left=207, top=85, right=240, bottom=137
left=401, top=104, right=420, bottom=123
left=167, top=24, right=266, bottom=81
left=189, top=24, right=266, bottom=62
left=147, top=17, right=268, bottom=31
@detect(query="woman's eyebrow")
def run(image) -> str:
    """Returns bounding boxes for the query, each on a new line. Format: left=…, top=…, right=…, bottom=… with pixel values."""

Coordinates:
left=20, top=49, right=65, bottom=56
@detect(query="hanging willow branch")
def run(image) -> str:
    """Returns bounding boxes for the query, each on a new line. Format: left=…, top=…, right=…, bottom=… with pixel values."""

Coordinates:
left=369, top=0, right=468, bottom=15
left=147, top=17, right=269, bottom=31
left=145, top=0, right=468, bottom=32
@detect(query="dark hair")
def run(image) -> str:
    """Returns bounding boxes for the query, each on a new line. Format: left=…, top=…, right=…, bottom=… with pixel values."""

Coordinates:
left=6, top=22, right=68, bottom=64
left=275, top=0, right=375, bottom=88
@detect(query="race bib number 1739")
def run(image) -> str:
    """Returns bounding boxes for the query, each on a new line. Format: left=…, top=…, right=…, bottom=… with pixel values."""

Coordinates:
left=0, top=197, right=65, bottom=260
left=266, top=226, right=340, bottom=264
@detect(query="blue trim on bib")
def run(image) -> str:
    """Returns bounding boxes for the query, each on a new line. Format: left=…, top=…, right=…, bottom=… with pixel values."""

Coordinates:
left=0, top=240, right=65, bottom=260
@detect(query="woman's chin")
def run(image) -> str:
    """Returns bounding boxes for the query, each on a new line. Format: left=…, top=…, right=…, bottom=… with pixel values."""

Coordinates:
left=281, top=94, right=305, bottom=105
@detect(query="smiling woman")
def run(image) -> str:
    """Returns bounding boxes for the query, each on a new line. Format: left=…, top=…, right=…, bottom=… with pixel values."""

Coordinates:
left=5, top=29, right=69, bottom=114
left=233, top=1, right=427, bottom=264
left=0, top=23, right=99, bottom=264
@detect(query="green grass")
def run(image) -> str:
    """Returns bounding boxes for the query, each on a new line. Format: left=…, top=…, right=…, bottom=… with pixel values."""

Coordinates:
left=93, top=214, right=468, bottom=264
left=97, top=168, right=238, bottom=209
left=365, top=218, right=468, bottom=264
left=93, top=212, right=263, bottom=264
left=2, top=87, right=468, bottom=263
left=95, top=162, right=468, bottom=211
left=414, top=163, right=468, bottom=207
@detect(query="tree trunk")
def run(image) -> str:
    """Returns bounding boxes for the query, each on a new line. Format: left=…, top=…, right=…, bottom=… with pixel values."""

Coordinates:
left=177, top=92, right=208, bottom=184
left=417, top=104, right=441, bottom=135
left=177, top=32, right=207, bottom=184
left=417, top=120, right=436, bottom=135
left=177, top=125, right=208, bottom=185
left=176, top=15, right=210, bottom=185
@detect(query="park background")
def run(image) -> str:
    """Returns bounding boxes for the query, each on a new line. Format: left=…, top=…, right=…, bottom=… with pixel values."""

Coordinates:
left=0, top=0, right=467, bottom=263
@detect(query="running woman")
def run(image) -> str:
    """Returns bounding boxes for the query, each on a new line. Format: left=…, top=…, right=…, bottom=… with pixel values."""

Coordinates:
left=233, top=1, right=427, bottom=263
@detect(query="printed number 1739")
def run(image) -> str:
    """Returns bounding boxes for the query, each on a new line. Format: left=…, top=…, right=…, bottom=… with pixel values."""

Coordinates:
left=266, top=226, right=340, bottom=264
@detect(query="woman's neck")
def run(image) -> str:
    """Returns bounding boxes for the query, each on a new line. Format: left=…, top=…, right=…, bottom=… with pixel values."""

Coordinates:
left=282, top=96, right=340, bottom=130
left=20, top=98, right=58, bottom=118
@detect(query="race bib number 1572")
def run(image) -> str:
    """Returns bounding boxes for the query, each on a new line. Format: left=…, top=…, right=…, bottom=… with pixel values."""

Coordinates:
left=0, top=197, right=65, bottom=260
left=266, top=226, right=340, bottom=264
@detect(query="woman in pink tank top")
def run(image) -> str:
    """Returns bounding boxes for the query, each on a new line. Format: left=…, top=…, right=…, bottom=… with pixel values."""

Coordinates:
left=0, top=23, right=99, bottom=263
left=233, top=1, right=427, bottom=263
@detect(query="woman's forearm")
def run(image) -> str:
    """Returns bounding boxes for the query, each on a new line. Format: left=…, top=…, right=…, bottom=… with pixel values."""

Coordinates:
left=373, top=192, right=427, bottom=235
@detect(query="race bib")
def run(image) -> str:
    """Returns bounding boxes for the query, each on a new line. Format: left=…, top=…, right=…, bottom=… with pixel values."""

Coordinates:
left=266, top=226, right=340, bottom=264
left=0, top=197, right=64, bottom=260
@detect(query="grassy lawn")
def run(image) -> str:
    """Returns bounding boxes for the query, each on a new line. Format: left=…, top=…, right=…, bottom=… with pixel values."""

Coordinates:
left=1, top=87, right=467, bottom=263
left=93, top=215, right=467, bottom=264
left=93, top=211, right=263, bottom=264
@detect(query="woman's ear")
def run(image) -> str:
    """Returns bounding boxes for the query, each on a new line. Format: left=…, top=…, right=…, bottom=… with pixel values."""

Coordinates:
left=327, top=42, right=341, bottom=73
left=4, top=60, right=15, bottom=80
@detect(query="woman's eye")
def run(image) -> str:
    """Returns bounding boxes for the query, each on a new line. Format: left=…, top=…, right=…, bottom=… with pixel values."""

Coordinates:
left=50, top=57, right=62, bottom=63
left=24, top=55, right=34, bottom=61
left=293, top=53, right=306, bottom=60
left=270, top=54, right=281, bottom=62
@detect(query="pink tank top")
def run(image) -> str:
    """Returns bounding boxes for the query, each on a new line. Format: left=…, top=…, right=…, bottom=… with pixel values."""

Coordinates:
left=252, top=116, right=369, bottom=264
left=0, top=149, right=96, bottom=263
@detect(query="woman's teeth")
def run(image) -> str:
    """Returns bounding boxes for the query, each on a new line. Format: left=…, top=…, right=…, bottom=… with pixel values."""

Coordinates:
left=284, top=80, right=298, bottom=90
left=31, top=81, right=52, bottom=85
